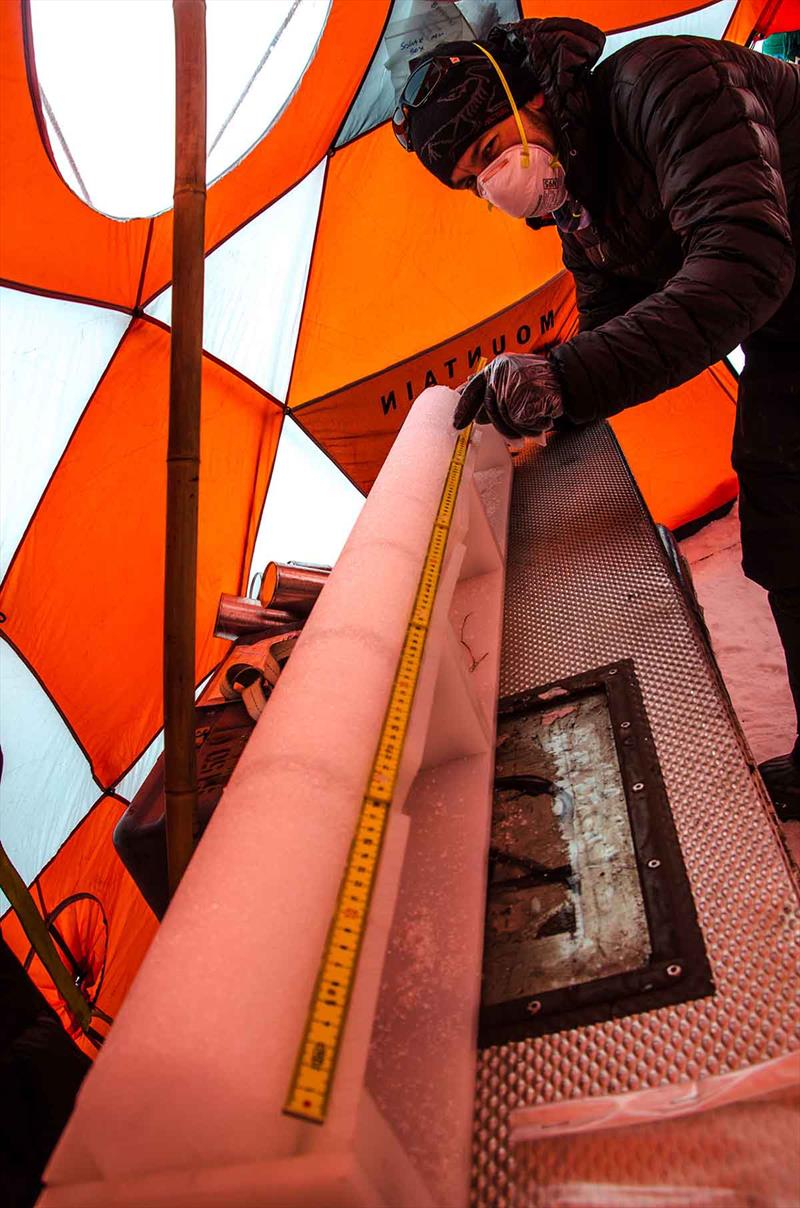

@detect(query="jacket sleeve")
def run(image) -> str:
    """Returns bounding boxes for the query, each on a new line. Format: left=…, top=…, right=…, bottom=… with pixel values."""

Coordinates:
left=551, top=41, right=796, bottom=423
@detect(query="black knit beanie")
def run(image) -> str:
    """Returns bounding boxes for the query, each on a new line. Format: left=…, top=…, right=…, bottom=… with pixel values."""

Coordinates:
left=404, top=38, right=540, bottom=188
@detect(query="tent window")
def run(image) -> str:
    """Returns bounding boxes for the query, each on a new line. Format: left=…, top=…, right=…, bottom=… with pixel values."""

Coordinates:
left=30, top=0, right=331, bottom=220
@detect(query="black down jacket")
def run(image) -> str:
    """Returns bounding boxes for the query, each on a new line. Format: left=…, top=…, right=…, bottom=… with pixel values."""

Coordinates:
left=498, top=18, right=799, bottom=423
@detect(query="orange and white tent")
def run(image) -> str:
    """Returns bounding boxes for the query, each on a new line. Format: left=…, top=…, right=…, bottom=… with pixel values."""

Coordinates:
left=1, top=0, right=796, bottom=1052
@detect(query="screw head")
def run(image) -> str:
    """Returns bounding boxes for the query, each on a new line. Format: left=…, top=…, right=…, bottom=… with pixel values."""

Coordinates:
left=633, top=782, right=645, bottom=792
left=667, top=964, right=682, bottom=978
left=648, top=858, right=661, bottom=869
left=526, top=999, right=542, bottom=1016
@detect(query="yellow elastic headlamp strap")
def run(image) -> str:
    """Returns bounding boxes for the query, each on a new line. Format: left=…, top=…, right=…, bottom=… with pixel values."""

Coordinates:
left=472, top=44, right=530, bottom=168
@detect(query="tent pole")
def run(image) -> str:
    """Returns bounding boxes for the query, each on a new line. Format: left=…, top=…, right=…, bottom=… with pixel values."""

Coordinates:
left=164, top=0, right=207, bottom=898
left=0, top=842, right=92, bottom=1033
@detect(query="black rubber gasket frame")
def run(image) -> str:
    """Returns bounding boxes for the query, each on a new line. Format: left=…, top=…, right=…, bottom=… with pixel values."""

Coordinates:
left=478, top=657, right=715, bottom=1048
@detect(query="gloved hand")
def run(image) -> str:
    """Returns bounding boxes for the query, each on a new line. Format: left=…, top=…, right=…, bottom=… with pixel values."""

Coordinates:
left=453, top=353, right=564, bottom=437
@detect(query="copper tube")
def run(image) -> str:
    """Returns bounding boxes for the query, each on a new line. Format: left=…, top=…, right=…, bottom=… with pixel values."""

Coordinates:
left=215, top=593, right=298, bottom=641
left=164, top=0, right=207, bottom=899
left=259, top=562, right=330, bottom=616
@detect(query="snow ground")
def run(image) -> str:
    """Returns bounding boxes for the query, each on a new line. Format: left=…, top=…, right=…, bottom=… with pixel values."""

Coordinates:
left=679, top=503, right=800, bottom=860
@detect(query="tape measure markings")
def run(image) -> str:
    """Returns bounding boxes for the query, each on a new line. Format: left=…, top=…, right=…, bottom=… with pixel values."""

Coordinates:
left=284, top=425, right=472, bottom=1124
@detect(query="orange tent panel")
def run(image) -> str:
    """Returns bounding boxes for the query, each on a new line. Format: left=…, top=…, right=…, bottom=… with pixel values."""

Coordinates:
left=610, top=363, right=738, bottom=531
left=297, top=272, right=578, bottom=491
left=288, top=123, right=566, bottom=409
left=0, top=318, right=282, bottom=786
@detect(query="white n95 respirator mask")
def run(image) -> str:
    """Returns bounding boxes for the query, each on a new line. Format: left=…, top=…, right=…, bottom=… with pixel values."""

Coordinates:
left=476, top=144, right=567, bottom=219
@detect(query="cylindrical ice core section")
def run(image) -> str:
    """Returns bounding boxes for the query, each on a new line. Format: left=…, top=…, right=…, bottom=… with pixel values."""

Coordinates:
left=44, top=386, right=466, bottom=1185
left=259, top=562, right=329, bottom=616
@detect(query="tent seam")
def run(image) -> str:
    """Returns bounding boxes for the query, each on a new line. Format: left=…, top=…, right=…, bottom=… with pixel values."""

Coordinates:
left=330, top=0, right=396, bottom=150
left=286, top=410, right=367, bottom=498
left=139, top=314, right=284, bottom=410
left=235, top=411, right=286, bottom=595
left=0, top=278, right=134, bottom=316
left=284, top=155, right=333, bottom=408
left=139, top=160, right=329, bottom=311
left=134, top=220, right=155, bottom=312
left=20, top=0, right=59, bottom=176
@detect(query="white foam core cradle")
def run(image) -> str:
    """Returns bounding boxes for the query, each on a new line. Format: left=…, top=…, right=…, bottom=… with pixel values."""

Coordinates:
left=39, top=388, right=513, bottom=1208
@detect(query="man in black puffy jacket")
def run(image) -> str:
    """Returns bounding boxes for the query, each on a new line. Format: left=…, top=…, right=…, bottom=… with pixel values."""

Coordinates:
left=393, top=18, right=800, bottom=817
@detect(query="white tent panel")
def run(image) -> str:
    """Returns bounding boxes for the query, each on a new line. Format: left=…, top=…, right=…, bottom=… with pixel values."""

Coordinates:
left=248, top=417, right=364, bottom=588
left=0, top=641, right=100, bottom=912
left=0, top=288, right=130, bottom=579
left=146, top=161, right=325, bottom=402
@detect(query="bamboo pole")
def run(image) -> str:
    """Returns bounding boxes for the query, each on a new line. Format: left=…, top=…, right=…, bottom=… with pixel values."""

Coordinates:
left=164, top=0, right=207, bottom=897
left=0, top=841, right=92, bottom=1032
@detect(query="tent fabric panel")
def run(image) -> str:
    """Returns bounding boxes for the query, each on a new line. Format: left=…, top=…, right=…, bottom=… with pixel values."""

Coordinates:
left=296, top=272, right=577, bottom=493
left=0, top=0, right=148, bottom=307
left=140, top=0, right=391, bottom=306
left=600, top=0, right=737, bottom=60
left=0, top=288, right=130, bottom=578
left=610, top=363, right=738, bottom=531
left=147, top=162, right=326, bottom=404
left=335, top=0, right=521, bottom=149
left=0, top=640, right=99, bottom=914
left=288, top=123, right=566, bottom=409
left=725, top=0, right=799, bottom=41
left=768, top=0, right=800, bottom=32
left=1, top=794, right=158, bottom=1056
left=0, top=319, right=282, bottom=787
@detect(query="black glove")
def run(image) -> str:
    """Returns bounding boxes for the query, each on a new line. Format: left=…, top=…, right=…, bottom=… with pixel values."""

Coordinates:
left=453, top=353, right=564, bottom=437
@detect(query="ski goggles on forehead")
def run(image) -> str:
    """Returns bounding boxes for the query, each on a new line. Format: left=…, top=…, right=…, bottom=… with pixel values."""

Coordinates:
left=392, top=47, right=525, bottom=155
left=392, top=54, right=478, bottom=152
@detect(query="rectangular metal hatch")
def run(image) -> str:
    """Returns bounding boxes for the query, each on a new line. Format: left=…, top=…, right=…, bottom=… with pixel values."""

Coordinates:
left=479, top=660, right=714, bottom=1045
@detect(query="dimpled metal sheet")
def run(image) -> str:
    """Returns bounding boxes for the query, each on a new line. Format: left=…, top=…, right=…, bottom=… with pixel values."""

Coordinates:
left=473, top=422, right=800, bottom=1205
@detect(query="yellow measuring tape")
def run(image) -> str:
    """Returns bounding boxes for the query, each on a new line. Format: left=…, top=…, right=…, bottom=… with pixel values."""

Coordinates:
left=284, top=420, right=475, bottom=1124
